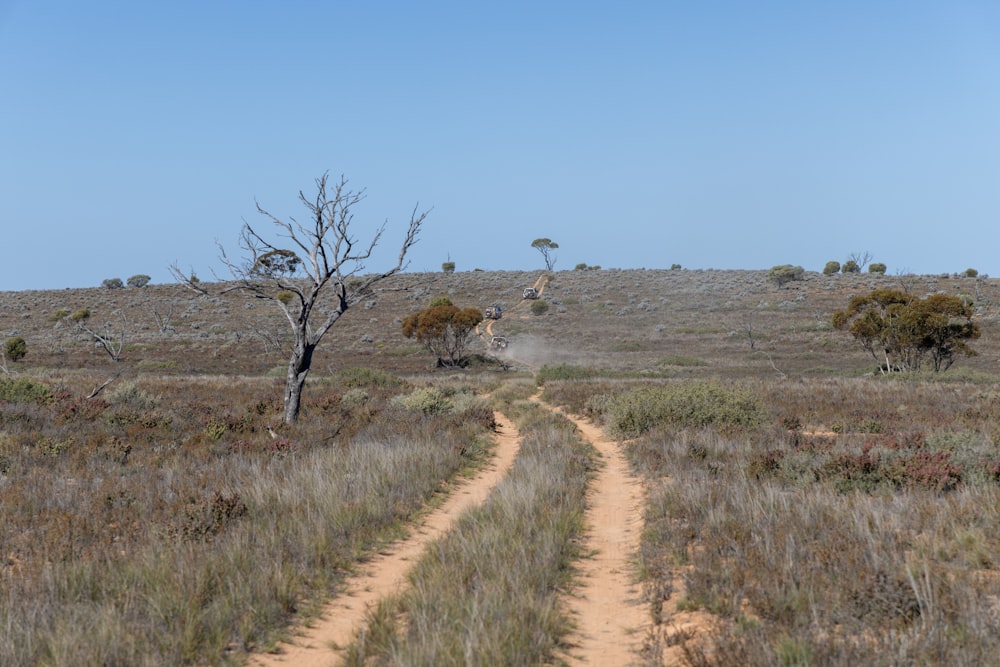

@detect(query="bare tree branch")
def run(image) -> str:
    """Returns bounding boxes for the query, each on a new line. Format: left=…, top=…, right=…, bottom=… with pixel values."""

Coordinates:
left=206, top=172, right=427, bottom=423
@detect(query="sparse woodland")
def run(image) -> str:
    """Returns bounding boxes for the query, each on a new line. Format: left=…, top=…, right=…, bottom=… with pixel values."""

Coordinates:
left=2, top=268, right=1000, bottom=665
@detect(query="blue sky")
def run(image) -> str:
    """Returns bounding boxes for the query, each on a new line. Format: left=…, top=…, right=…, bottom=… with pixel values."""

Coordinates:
left=2, top=2, right=999, bottom=290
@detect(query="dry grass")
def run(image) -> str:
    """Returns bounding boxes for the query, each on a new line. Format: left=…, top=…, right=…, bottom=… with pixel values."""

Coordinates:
left=3, top=267, right=1000, bottom=665
left=542, top=377, right=1000, bottom=665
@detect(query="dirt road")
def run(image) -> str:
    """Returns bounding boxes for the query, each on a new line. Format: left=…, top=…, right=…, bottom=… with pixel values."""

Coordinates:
left=249, top=412, right=521, bottom=667
left=249, top=399, right=649, bottom=666
left=544, top=402, right=648, bottom=666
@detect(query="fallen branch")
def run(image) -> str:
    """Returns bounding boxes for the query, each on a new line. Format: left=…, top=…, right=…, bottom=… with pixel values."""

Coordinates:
left=87, top=373, right=121, bottom=399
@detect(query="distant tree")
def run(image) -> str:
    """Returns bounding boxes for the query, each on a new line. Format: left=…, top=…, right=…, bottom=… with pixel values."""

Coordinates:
left=441, top=261, right=456, bottom=273
left=868, top=262, right=887, bottom=275
left=401, top=302, right=483, bottom=366
left=848, top=251, right=873, bottom=271
left=823, top=261, right=841, bottom=275
left=170, top=172, right=426, bottom=424
left=963, top=268, right=979, bottom=278
left=102, top=278, right=124, bottom=289
left=73, top=309, right=127, bottom=362
left=531, top=238, right=559, bottom=271
left=832, top=288, right=980, bottom=373
left=842, top=260, right=861, bottom=274
left=768, top=264, right=804, bottom=287
left=127, top=274, right=151, bottom=288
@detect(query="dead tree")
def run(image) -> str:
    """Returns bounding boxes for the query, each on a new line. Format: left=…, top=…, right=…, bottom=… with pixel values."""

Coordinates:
left=77, top=310, right=127, bottom=362
left=174, top=173, right=426, bottom=424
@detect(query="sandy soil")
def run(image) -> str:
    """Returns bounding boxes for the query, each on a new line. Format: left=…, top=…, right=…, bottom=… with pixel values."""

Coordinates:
left=248, top=411, right=521, bottom=667
left=545, top=402, right=649, bottom=666
left=249, top=397, right=658, bottom=667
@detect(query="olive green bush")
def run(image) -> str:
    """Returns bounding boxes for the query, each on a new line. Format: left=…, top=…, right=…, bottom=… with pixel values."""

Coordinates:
left=768, top=264, right=805, bottom=286
left=3, top=336, right=27, bottom=363
left=595, top=381, right=764, bottom=438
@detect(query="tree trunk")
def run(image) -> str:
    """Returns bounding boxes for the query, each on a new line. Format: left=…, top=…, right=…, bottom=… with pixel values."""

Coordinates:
left=283, top=341, right=316, bottom=424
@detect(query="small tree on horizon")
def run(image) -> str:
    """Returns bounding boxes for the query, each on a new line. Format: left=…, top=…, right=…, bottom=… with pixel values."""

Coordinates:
left=170, top=172, right=426, bottom=424
left=531, top=238, right=559, bottom=271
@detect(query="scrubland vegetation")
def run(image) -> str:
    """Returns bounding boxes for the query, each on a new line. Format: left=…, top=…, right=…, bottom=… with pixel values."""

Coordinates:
left=2, top=267, right=1000, bottom=665
left=542, top=377, right=1000, bottom=665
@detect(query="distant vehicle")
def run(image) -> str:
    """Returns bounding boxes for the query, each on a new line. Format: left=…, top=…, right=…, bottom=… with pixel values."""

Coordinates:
left=484, top=305, right=502, bottom=320
left=522, top=287, right=539, bottom=299
left=489, top=336, right=508, bottom=351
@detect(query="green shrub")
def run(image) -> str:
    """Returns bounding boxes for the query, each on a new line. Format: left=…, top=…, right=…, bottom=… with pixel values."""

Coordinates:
left=842, top=260, right=861, bottom=273
left=428, top=296, right=453, bottom=307
left=441, top=261, right=456, bottom=273
left=823, top=261, right=841, bottom=275
left=102, top=277, right=124, bottom=289
left=47, top=309, right=70, bottom=323
left=536, top=364, right=598, bottom=383
left=601, top=381, right=764, bottom=438
left=0, top=377, right=53, bottom=403
left=70, top=309, right=91, bottom=322
left=529, top=299, right=549, bottom=316
left=963, top=268, right=979, bottom=278
left=393, top=387, right=454, bottom=415
left=868, top=262, right=887, bottom=275
left=768, top=264, right=805, bottom=286
left=3, top=336, right=27, bottom=363
left=574, top=263, right=588, bottom=271
left=276, top=290, right=295, bottom=304
left=126, top=274, right=151, bottom=287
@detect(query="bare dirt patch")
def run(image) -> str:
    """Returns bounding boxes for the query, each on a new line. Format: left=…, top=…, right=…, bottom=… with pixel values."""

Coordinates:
left=248, top=411, right=521, bottom=667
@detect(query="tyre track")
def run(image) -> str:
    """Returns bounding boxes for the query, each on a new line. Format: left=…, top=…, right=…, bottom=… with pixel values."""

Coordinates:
left=542, top=399, right=648, bottom=666
left=249, top=412, right=521, bottom=667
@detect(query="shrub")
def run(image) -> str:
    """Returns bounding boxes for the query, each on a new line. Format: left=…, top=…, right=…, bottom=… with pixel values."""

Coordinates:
left=0, top=377, right=53, bottom=403
left=868, top=263, right=887, bottom=275
left=276, top=290, right=295, bottom=304
left=823, top=261, right=841, bottom=275
left=393, top=387, right=454, bottom=415
left=963, top=268, right=979, bottom=278
left=842, top=260, right=861, bottom=273
left=3, top=336, right=27, bottom=362
left=768, top=264, right=805, bottom=286
left=441, top=261, right=456, bottom=273
left=601, top=381, right=764, bottom=438
left=126, top=274, right=151, bottom=287
left=574, top=263, right=588, bottom=271
left=47, top=309, right=70, bottom=323
left=536, top=364, right=598, bottom=383
left=671, top=263, right=682, bottom=270
left=102, top=277, right=124, bottom=289
left=428, top=296, right=453, bottom=307
left=529, top=299, right=549, bottom=316
left=70, top=309, right=91, bottom=322
left=334, top=367, right=408, bottom=390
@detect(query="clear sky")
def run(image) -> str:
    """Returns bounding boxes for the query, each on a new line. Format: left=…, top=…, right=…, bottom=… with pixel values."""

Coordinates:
left=2, top=1, right=999, bottom=291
